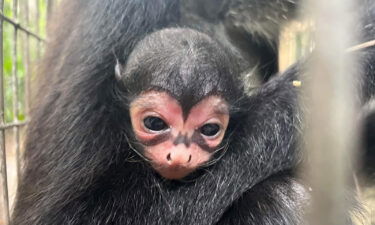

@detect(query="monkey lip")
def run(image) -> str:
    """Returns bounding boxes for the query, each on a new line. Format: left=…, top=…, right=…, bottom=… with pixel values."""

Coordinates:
left=153, top=165, right=196, bottom=180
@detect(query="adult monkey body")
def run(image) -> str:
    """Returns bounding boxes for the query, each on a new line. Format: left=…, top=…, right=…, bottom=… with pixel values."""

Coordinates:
left=12, top=1, right=375, bottom=225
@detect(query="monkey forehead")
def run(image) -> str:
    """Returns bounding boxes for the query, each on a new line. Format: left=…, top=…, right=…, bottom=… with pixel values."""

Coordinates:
left=121, top=28, right=243, bottom=109
left=130, top=91, right=229, bottom=115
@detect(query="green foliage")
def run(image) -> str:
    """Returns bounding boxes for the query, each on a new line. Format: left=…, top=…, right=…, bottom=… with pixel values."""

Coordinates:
left=2, top=0, right=47, bottom=123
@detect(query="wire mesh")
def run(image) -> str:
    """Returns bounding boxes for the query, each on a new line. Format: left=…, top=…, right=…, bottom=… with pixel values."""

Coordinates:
left=0, top=1, right=48, bottom=224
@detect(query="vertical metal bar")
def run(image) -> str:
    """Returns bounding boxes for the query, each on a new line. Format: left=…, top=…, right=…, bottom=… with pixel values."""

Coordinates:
left=302, top=0, right=358, bottom=224
left=12, top=0, right=21, bottom=193
left=0, top=0, right=10, bottom=224
left=24, top=0, right=30, bottom=116
left=35, top=0, right=41, bottom=60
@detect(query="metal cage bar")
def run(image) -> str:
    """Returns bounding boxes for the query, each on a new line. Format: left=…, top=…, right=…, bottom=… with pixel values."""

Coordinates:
left=302, top=0, right=359, bottom=224
left=23, top=0, right=30, bottom=117
left=0, top=0, right=10, bottom=223
left=35, top=0, right=41, bottom=60
left=0, top=12, right=43, bottom=42
left=12, top=0, right=21, bottom=194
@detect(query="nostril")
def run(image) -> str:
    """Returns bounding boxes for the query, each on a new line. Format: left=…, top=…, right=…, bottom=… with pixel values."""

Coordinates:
left=167, top=153, right=172, bottom=161
left=187, top=155, right=192, bottom=163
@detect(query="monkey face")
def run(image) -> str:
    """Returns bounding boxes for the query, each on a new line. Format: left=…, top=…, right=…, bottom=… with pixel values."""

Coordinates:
left=130, top=91, right=229, bottom=179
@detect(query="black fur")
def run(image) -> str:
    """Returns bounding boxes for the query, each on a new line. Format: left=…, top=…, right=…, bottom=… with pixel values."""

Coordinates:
left=11, top=0, right=375, bottom=225
left=357, top=0, right=375, bottom=180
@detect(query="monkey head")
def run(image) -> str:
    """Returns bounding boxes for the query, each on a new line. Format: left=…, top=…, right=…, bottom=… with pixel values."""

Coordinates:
left=116, top=28, right=243, bottom=180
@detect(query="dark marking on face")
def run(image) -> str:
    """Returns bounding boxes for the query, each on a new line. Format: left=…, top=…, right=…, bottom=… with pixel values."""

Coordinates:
left=179, top=93, right=215, bottom=122
left=191, top=131, right=213, bottom=152
left=139, top=132, right=172, bottom=146
left=173, top=132, right=191, bottom=147
left=138, top=129, right=219, bottom=154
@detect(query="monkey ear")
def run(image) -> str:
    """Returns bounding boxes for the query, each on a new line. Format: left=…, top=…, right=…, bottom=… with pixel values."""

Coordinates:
left=115, top=60, right=124, bottom=81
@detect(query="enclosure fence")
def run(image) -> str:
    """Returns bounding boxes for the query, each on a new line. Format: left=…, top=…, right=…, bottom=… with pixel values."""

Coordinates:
left=0, top=1, right=50, bottom=224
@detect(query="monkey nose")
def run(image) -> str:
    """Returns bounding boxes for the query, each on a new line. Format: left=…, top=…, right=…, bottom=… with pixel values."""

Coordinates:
left=166, top=151, right=192, bottom=165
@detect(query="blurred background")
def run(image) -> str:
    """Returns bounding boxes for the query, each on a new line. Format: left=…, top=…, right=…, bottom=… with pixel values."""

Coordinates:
left=0, top=1, right=53, bottom=224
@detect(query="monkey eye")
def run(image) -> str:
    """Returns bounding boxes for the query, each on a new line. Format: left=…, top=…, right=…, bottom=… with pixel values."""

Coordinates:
left=200, top=123, right=221, bottom=137
left=143, top=116, right=169, bottom=132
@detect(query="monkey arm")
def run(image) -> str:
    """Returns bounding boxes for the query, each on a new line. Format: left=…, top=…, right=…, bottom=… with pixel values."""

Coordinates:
left=181, top=0, right=300, bottom=82
left=217, top=173, right=309, bottom=225
left=182, top=0, right=299, bottom=41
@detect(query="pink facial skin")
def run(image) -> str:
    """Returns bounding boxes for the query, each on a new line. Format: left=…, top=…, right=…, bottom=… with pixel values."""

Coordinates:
left=130, top=91, right=229, bottom=180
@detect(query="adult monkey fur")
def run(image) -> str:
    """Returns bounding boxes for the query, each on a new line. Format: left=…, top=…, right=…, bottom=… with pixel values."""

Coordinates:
left=12, top=0, right=375, bottom=225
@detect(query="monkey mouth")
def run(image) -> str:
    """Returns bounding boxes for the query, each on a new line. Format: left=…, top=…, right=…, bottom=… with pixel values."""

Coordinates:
left=152, top=164, right=196, bottom=180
